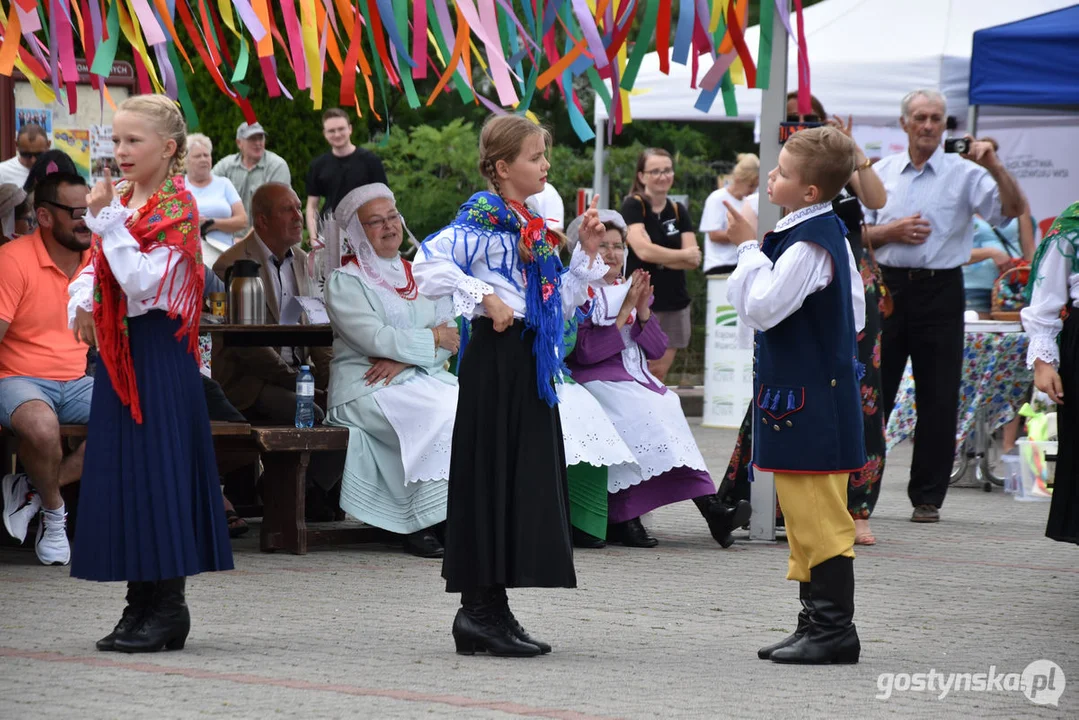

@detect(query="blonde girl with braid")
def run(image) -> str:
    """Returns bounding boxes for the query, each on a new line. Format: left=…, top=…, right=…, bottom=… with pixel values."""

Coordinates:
left=67, top=94, right=233, bottom=653
left=413, top=114, right=608, bottom=658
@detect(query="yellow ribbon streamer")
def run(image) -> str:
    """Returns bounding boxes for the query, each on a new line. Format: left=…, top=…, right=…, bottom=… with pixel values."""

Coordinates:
left=120, top=0, right=164, bottom=92
left=299, top=0, right=322, bottom=108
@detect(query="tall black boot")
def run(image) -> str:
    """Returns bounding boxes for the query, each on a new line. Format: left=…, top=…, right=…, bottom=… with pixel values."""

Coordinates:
left=113, top=577, right=191, bottom=653
left=493, top=586, right=551, bottom=654
left=693, top=495, right=752, bottom=548
left=96, top=582, right=156, bottom=651
left=770, top=556, right=860, bottom=664
left=452, top=587, right=542, bottom=657
left=757, top=582, right=810, bottom=660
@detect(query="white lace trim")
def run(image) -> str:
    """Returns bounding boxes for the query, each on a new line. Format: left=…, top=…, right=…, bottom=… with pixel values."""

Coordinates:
left=563, top=247, right=609, bottom=308
left=619, top=324, right=663, bottom=388
left=1026, top=334, right=1060, bottom=368
left=557, top=384, right=637, bottom=469
left=453, top=275, right=494, bottom=318
left=84, top=198, right=133, bottom=235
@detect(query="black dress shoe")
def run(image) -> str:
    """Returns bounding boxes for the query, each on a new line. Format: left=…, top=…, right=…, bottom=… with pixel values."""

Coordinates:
left=610, top=518, right=658, bottom=548
left=403, top=529, right=444, bottom=558
left=694, top=496, right=752, bottom=548
left=572, top=527, right=606, bottom=549
left=453, top=589, right=542, bottom=657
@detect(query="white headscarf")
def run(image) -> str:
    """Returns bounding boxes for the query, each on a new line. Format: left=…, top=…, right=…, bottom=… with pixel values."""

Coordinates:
left=323, top=183, right=451, bottom=328
left=0, top=184, right=27, bottom=239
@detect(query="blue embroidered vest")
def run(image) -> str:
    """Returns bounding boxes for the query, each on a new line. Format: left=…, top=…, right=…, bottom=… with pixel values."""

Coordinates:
left=752, top=209, right=866, bottom=474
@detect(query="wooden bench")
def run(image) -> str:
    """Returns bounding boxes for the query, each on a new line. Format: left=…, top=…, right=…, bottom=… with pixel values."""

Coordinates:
left=252, top=426, right=379, bottom=555
left=3, top=423, right=370, bottom=557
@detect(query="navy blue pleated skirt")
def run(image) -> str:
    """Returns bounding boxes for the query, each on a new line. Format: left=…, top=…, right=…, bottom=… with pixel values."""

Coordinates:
left=71, top=311, right=234, bottom=582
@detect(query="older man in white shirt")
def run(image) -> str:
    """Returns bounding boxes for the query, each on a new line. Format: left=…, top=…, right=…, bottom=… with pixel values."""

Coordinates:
left=864, top=89, right=1025, bottom=524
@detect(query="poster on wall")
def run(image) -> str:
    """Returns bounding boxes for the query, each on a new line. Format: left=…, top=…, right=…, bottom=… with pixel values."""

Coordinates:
left=702, top=277, right=755, bottom=429
left=52, top=128, right=91, bottom=181
left=15, top=108, right=52, bottom=137
left=90, top=125, right=119, bottom=184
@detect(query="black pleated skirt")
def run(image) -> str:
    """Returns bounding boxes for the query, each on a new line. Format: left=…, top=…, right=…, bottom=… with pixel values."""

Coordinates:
left=71, top=311, right=234, bottom=581
left=442, top=317, right=576, bottom=592
left=1047, top=310, right=1079, bottom=545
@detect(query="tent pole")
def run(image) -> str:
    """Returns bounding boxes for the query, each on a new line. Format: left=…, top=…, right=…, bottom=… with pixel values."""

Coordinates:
left=748, top=1, right=791, bottom=543
left=967, top=105, right=979, bottom=137
left=594, top=117, right=607, bottom=209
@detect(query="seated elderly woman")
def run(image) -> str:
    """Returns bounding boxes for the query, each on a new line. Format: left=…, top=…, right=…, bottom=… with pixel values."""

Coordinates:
left=566, top=211, right=750, bottom=548
left=324, top=184, right=458, bottom=558
left=185, top=133, right=247, bottom=267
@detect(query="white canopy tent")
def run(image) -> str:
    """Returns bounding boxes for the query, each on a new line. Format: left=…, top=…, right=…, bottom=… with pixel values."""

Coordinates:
left=591, top=0, right=1079, bottom=207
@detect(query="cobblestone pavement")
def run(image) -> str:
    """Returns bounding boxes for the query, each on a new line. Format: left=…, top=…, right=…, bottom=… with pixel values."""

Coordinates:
left=1, top=423, right=1075, bottom=719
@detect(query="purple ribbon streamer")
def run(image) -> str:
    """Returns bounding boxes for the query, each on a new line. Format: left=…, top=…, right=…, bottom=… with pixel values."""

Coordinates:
left=570, top=0, right=608, bottom=69
left=699, top=50, right=737, bottom=92
left=153, top=43, right=178, bottom=99
left=233, top=0, right=268, bottom=41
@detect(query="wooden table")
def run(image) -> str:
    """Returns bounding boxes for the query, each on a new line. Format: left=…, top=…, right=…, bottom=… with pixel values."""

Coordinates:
left=202, top=322, right=334, bottom=348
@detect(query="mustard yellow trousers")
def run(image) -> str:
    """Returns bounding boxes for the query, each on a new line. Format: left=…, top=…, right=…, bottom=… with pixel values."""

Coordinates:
left=774, top=472, right=856, bottom=582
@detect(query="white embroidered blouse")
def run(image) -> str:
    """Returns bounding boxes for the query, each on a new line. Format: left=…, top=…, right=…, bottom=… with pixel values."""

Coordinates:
left=1020, top=235, right=1079, bottom=368
left=67, top=199, right=193, bottom=326
left=412, top=226, right=608, bottom=319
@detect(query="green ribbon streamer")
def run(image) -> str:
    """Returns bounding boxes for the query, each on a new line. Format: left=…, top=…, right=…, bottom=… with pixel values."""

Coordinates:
left=620, top=0, right=659, bottom=90
left=757, top=0, right=774, bottom=89
left=392, top=0, right=421, bottom=108
left=91, top=0, right=121, bottom=77
left=425, top=0, right=474, bottom=104
left=168, top=41, right=200, bottom=129
left=713, top=19, right=737, bottom=117
left=587, top=66, right=611, bottom=111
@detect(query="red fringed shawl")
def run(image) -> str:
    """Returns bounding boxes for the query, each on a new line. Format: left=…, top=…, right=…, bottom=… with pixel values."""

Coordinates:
left=92, top=175, right=204, bottom=424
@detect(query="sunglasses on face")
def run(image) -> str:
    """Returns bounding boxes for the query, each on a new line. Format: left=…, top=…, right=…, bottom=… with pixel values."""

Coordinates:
left=19, top=151, right=43, bottom=161
left=43, top=200, right=89, bottom=220
left=787, top=114, right=821, bottom=123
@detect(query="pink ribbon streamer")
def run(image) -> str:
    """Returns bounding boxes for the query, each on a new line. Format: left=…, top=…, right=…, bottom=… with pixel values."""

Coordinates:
left=700, top=50, right=737, bottom=92
left=130, top=0, right=167, bottom=45
left=279, top=0, right=310, bottom=90
left=412, top=0, right=427, bottom=79
left=456, top=0, right=518, bottom=105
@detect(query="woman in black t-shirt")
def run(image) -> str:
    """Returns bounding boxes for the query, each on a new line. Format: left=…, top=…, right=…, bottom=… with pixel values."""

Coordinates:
left=620, top=148, right=700, bottom=382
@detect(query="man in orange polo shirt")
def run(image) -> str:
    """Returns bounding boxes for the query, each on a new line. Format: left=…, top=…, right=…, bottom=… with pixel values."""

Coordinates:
left=0, top=172, right=93, bottom=566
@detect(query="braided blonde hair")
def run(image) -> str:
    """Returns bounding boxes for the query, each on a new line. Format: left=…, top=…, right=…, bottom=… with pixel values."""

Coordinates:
left=477, top=114, right=560, bottom=262
left=117, top=95, right=188, bottom=177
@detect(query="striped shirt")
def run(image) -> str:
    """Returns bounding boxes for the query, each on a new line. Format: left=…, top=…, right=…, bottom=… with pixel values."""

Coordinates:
left=865, top=146, right=1004, bottom=269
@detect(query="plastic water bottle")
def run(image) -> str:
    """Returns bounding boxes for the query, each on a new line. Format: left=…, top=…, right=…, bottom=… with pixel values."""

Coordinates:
left=295, top=365, right=316, bottom=428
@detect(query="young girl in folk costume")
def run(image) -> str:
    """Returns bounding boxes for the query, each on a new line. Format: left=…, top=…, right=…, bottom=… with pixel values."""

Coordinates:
left=413, top=115, right=608, bottom=657
left=566, top=212, right=749, bottom=549
left=67, top=95, right=232, bottom=652
left=1023, top=201, right=1079, bottom=546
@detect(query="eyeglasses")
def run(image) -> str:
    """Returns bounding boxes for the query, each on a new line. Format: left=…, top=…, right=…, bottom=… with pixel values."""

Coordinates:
left=19, top=151, right=42, bottom=161
left=644, top=168, right=674, bottom=178
left=787, top=114, right=821, bottom=123
left=598, top=242, right=626, bottom=252
left=360, top=212, right=402, bottom=231
left=42, top=200, right=88, bottom=220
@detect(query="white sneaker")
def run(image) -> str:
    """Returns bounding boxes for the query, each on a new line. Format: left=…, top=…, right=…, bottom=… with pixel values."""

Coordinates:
left=2, top=473, right=41, bottom=543
left=35, top=511, right=70, bottom=566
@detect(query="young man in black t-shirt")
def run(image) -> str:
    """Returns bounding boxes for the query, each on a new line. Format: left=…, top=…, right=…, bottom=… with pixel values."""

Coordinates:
left=305, top=108, right=388, bottom=240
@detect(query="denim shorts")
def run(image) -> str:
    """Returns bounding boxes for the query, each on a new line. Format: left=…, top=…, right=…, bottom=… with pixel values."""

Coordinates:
left=0, top=376, right=94, bottom=428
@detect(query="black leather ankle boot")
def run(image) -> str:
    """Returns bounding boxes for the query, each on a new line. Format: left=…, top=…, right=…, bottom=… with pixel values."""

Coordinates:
left=97, top=582, right=156, bottom=652
left=770, top=556, right=860, bottom=664
left=757, top=582, right=811, bottom=659
left=493, top=586, right=551, bottom=654
left=114, top=577, right=191, bottom=653
left=693, top=496, right=752, bottom=548
left=452, top=587, right=542, bottom=657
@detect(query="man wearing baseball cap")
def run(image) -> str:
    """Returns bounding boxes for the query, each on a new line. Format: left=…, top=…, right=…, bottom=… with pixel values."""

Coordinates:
left=212, top=122, right=291, bottom=239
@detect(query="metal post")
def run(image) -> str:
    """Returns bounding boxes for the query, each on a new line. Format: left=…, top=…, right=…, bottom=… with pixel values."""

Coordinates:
left=967, top=104, right=979, bottom=138
left=748, top=1, right=791, bottom=543
left=593, top=117, right=607, bottom=209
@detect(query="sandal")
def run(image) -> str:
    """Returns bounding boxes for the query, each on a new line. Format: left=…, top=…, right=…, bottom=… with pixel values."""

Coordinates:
left=226, top=509, right=249, bottom=538
left=853, top=518, right=876, bottom=546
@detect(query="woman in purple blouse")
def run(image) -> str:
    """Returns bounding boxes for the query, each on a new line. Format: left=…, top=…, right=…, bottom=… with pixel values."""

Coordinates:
left=566, top=212, right=750, bottom=548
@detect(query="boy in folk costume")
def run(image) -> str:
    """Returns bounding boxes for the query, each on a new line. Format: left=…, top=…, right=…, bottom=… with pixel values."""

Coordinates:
left=726, top=126, right=866, bottom=664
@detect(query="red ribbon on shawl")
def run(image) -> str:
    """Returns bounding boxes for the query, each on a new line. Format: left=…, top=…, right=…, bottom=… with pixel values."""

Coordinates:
left=92, top=176, right=204, bottom=424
